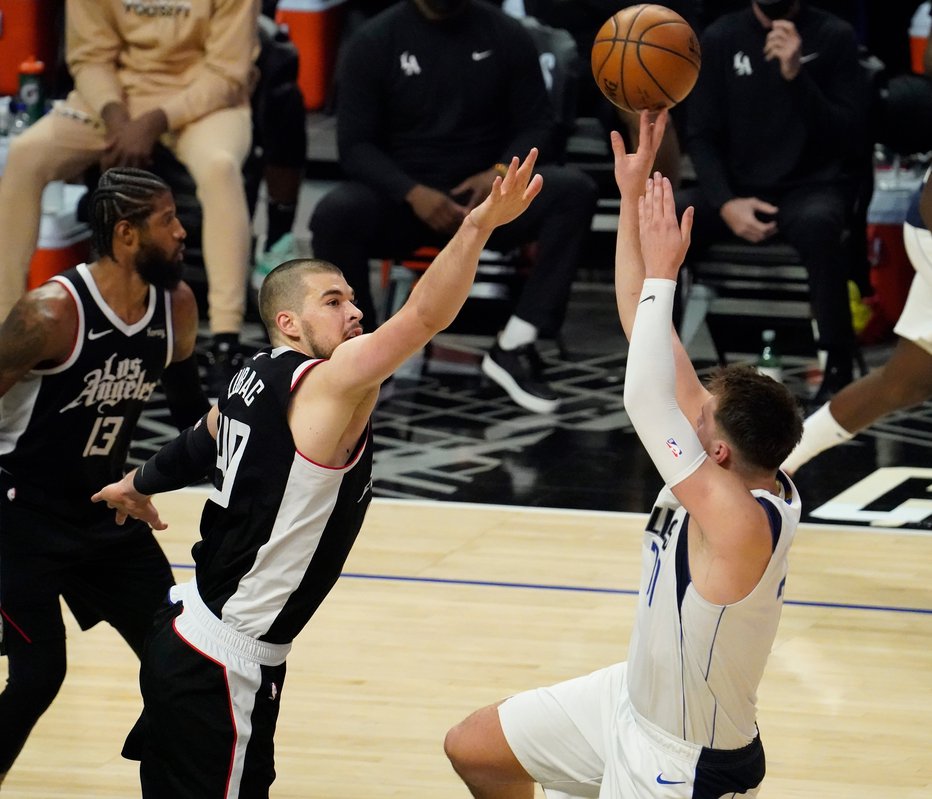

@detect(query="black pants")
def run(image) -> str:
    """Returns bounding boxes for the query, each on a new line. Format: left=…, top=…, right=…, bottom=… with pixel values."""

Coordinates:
left=679, top=182, right=856, bottom=353
left=0, top=489, right=174, bottom=774
left=309, top=165, right=599, bottom=334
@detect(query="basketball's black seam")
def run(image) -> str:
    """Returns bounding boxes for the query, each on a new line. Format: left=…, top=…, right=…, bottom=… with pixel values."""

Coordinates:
left=618, top=5, right=648, bottom=111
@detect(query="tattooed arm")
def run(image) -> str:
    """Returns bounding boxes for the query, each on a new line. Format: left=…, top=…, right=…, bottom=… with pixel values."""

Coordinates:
left=0, top=284, right=77, bottom=397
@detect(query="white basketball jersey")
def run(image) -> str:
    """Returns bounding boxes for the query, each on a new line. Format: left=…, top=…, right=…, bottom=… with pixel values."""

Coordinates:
left=626, top=472, right=800, bottom=750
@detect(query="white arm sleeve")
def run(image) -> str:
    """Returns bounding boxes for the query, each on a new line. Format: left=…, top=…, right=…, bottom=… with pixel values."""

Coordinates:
left=623, top=279, right=707, bottom=487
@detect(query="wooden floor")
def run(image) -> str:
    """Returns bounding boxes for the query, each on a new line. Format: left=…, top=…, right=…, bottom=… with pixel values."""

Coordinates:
left=2, top=491, right=930, bottom=798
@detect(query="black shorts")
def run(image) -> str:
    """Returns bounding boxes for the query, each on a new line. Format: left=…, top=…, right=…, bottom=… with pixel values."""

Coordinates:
left=124, top=601, right=287, bottom=799
left=0, top=481, right=174, bottom=648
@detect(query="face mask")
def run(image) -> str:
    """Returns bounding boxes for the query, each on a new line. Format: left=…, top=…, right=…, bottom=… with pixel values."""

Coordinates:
left=757, top=0, right=795, bottom=20
left=421, top=0, right=468, bottom=18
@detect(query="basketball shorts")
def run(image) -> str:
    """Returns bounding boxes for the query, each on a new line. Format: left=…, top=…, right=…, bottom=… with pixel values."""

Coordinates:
left=124, top=580, right=291, bottom=799
left=0, top=474, right=174, bottom=648
left=898, top=222, right=932, bottom=355
left=498, top=662, right=764, bottom=799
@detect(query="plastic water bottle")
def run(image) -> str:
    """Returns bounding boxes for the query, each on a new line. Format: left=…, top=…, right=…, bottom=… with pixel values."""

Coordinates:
left=756, top=329, right=783, bottom=382
left=8, top=100, right=30, bottom=138
left=0, top=96, right=10, bottom=177
left=18, top=55, right=45, bottom=125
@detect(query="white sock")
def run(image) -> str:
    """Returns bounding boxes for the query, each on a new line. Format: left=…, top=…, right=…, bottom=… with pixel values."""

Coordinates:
left=782, top=402, right=854, bottom=475
left=497, top=316, right=537, bottom=351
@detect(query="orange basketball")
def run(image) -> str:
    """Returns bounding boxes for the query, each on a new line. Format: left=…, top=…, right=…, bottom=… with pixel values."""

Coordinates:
left=591, top=4, right=701, bottom=113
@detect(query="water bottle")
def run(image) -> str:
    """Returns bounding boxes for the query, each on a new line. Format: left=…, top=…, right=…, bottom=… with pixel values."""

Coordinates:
left=0, top=97, right=10, bottom=177
left=18, top=55, right=46, bottom=125
left=756, top=329, right=783, bottom=382
left=8, top=100, right=30, bottom=138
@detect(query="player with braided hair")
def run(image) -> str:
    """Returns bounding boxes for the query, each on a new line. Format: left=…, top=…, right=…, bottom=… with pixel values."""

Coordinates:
left=0, top=0, right=260, bottom=398
left=0, top=167, right=209, bottom=786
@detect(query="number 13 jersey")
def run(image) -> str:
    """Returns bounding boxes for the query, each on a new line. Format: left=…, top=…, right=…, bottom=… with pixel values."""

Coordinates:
left=0, top=264, right=173, bottom=523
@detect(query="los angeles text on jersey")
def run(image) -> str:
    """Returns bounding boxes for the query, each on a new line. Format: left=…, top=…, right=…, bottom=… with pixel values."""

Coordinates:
left=227, top=366, right=265, bottom=406
left=61, top=354, right=158, bottom=413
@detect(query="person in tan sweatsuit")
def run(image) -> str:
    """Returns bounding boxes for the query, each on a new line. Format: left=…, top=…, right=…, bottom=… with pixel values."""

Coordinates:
left=0, top=0, right=259, bottom=394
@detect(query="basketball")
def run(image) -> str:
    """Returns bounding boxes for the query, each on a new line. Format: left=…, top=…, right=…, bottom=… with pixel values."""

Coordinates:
left=591, top=4, right=701, bottom=113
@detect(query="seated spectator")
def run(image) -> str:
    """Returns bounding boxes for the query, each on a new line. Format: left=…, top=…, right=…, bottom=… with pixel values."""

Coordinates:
left=251, top=0, right=308, bottom=289
left=310, top=0, right=599, bottom=414
left=0, top=0, right=260, bottom=398
left=783, top=169, right=932, bottom=474
left=679, top=0, right=868, bottom=401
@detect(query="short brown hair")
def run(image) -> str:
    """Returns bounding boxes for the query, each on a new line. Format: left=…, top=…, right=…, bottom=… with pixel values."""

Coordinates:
left=257, top=258, right=343, bottom=338
left=706, top=364, right=803, bottom=472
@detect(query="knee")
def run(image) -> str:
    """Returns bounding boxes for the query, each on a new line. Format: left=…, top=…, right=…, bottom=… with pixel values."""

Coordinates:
left=443, top=705, right=509, bottom=781
left=193, top=151, right=246, bottom=195
left=443, top=719, right=474, bottom=774
left=309, top=183, right=380, bottom=235
left=545, top=167, right=599, bottom=210
left=4, top=651, right=66, bottom=714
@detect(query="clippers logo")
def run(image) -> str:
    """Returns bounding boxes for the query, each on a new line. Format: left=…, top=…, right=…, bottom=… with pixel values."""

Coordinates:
left=122, top=1, right=192, bottom=16
left=400, top=51, right=421, bottom=76
left=665, top=438, right=683, bottom=459
left=733, top=51, right=753, bottom=76
left=60, top=354, right=158, bottom=413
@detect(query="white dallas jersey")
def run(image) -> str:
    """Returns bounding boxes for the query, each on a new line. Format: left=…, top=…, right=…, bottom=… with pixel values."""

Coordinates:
left=627, top=472, right=800, bottom=750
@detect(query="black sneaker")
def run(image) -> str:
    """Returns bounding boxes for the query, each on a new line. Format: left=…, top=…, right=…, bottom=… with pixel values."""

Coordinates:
left=481, top=342, right=560, bottom=414
left=205, top=340, right=245, bottom=401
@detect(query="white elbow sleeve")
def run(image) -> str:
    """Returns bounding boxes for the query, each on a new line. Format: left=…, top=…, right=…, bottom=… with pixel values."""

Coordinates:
left=624, top=279, right=707, bottom=487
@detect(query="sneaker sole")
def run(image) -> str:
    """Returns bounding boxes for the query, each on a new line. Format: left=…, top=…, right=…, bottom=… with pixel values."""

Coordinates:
left=481, top=354, right=560, bottom=414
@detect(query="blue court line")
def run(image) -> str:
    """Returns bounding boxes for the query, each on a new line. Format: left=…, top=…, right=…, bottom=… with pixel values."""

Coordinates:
left=171, top=563, right=932, bottom=617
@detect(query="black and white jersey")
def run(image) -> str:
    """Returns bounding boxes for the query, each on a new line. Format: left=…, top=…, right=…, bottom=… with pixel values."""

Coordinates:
left=194, top=346, right=373, bottom=645
left=0, top=264, right=173, bottom=522
left=627, top=472, right=801, bottom=751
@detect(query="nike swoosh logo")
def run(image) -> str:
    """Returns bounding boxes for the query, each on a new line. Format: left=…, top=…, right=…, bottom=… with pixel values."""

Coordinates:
left=799, top=52, right=819, bottom=64
left=88, top=329, right=113, bottom=340
left=639, top=295, right=656, bottom=305
left=656, top=774, right=686, bottom=785
left=472, top=50, right=492, bottom=61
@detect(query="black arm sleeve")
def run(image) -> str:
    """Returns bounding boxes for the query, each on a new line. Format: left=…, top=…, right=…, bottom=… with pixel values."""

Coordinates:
left=133, top=414, right=215, bottom=495
left=161, top=354, right=211, bottom=431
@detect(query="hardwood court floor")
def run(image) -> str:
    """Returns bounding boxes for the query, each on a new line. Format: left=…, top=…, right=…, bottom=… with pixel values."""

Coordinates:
left=1, top=492, right=930, bottom=798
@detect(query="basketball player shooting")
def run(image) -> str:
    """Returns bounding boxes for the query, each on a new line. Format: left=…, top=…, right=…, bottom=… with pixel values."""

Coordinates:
left=91, top=152, right=541, bottom=798
left=444, top=111, right=804, bottom=798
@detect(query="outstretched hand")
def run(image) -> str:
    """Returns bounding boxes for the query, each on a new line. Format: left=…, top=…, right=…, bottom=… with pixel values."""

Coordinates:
left=465, top=149, right=543, bottom=232
left=91, top=470, right=168, bottom=531
left=612, top=109, right=669, bottom=199
left=638, top=173, right=693, bottom=281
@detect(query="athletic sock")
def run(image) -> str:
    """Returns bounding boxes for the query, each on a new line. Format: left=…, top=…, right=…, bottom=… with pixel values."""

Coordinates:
left=497, top=316, right=537, bottom=351
left=782, top=402, right=854, bottom=475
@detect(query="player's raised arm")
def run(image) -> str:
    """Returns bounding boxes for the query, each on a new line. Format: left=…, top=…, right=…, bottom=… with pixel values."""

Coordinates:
left=612, top=112, right=707, bottom=421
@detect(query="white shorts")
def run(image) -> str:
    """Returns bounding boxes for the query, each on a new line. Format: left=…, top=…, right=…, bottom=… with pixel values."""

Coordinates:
left=498, top=662, right=764, bottom=799
left=898, top=222, right=932, bottom=355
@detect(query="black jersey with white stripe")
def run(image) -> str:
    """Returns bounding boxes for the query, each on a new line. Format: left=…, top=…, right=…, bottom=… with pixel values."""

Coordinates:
left=0, top=264, right=173, bottom=523
left=194, top=346, right=374, bottom=645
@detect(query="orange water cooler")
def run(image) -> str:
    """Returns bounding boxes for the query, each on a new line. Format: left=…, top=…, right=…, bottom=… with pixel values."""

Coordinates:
left=0, top=0, right=59, bottom=96
left=275, top=0, right=346, bottom=110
